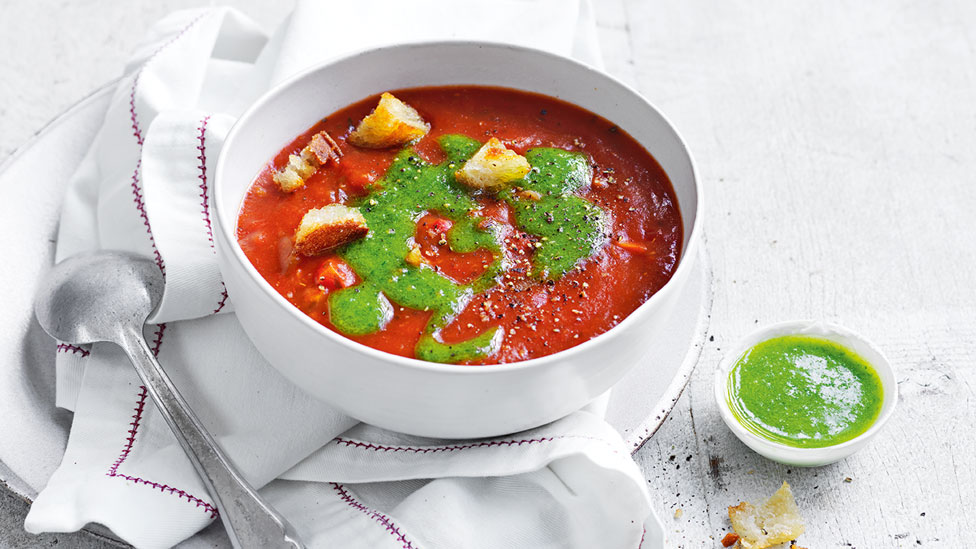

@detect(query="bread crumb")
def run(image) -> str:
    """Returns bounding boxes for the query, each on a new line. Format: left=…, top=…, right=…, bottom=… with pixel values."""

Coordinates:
left=455, top=137, right=530, bottom=191
left=349, top=92, right=429, bottom=149
left=274, top=131, right=342, bottom=193
left=721, top=533, right=740, bottom=547
left=294, top=204, right=368, bottom=256
left=673, top=508, right=683, bottom=519
left=728, top=482, right=805, bottom=549
left=405, top=242, right=423, bottom=267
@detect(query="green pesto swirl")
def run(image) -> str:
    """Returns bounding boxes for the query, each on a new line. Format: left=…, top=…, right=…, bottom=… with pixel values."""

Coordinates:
left=327, top=135, right=606, bottom=363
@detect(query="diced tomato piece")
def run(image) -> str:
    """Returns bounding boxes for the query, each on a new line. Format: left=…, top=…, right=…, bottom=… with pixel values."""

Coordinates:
left=315, top=256, right=357, bottom=290
left=721, top=533, right=740, bottom=547
left=425, top=217, right=453, bottom=237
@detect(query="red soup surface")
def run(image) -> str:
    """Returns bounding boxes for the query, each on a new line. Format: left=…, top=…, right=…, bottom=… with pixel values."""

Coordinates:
left=237, top=86, right=683, bottom=365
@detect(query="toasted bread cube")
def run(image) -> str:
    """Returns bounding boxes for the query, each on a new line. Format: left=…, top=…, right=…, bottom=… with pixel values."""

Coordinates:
left=305, top=132, right=340, bottom=164
left=455, top=138, right=531, bottom=191
left=275, top=154, right=316, bottom=192
left=273, top=131, right=342, bottom=193
left=728, top=482, right=805, bottom=549
left=294, top=204, right=368, bottom=256
left=348, top=92, right=429, bottom=149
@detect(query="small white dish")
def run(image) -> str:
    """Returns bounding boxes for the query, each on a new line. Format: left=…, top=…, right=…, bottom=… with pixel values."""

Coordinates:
left=714, top=320, right=897, bottom=467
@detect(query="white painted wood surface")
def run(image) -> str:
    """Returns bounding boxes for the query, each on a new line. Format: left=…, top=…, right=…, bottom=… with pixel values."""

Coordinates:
left=1, top=0, right=972, bottom=547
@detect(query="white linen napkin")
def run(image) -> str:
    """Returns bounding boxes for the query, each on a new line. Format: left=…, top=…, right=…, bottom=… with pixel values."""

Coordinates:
left=25, top=2, right=659, bottom=548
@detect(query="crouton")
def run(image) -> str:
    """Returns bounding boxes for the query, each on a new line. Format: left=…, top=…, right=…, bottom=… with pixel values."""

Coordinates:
left=728, top=482, right=805, bottom=549
left=455, top=138, right=531, bottom=191
left=294, top=204, right=368, bottom=256
left=348, top=92, right=429, bottom=149
left=306, top=132, right=341, bottom=164
left=273, top=131, right=343, bottom=193
left=275, top=154, right=315, bottom=193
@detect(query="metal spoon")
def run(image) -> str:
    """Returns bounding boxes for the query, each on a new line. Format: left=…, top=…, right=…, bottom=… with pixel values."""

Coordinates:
left=34, top=251, right=304, bottom=549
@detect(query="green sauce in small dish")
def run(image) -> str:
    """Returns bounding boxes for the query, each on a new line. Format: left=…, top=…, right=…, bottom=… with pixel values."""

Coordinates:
left=727, top=335, right=884, bottom=448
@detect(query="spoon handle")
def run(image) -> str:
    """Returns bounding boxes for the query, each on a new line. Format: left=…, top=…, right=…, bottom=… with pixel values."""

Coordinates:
left=119, top=326, right=304, bottom=549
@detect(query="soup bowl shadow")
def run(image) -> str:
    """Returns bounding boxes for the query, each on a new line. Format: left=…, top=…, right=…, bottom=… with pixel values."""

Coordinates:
left=214, top=41, right=702, bottom=438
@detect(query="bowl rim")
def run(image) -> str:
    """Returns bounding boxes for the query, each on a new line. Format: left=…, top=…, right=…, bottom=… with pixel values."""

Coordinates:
left=713, top=319, right=898, bottom=458
left=214, top=40, right=704, bottom=374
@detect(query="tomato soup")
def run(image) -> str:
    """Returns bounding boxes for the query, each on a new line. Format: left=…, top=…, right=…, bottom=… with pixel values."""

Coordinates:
left=237, top=86, right=683, bottom=364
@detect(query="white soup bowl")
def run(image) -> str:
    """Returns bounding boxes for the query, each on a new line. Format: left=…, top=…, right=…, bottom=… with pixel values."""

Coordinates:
left=214, top=42, right=702, bottom=438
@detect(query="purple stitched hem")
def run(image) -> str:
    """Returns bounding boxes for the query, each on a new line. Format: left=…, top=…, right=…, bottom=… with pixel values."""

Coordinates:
left=106, top=385, right=218, bottom=519
left=109, top=472, right=218, bottom=518
left=128, top=12, right=209, bottom=145
left=194, top=114, right=230, bottom=315
left=196, top=115, right=214, bottom=245
left=333, top=433, right=615, bottom=454
left=213, top=285, right=229, bottom=314
left=129, top=160, right=166, bottom=275
left=127, top=12, right=210, bottom=274
left=331, top=483, right=415, bottom=549
left=107, top=387, right=147, bottom=476
left=149, top=324, right=166, bottom=357
left=128, top=74, right=143, bottom=146
left=56, top=343, right=90, bottom=357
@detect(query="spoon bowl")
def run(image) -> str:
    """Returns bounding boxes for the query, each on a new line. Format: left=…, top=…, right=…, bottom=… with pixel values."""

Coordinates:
left=34, top=251, right=163, bottom=345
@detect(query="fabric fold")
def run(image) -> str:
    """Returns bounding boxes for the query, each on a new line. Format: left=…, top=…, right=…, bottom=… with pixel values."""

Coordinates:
left=142, top=111, right=237, bottom=321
